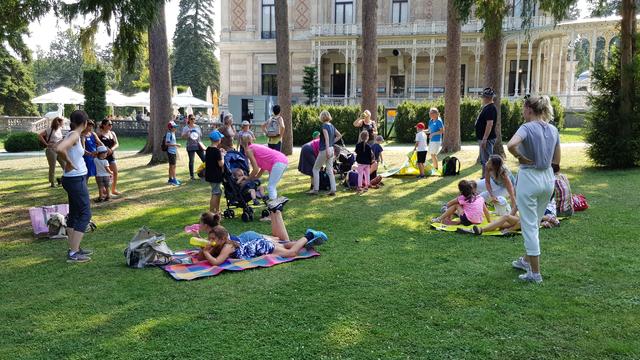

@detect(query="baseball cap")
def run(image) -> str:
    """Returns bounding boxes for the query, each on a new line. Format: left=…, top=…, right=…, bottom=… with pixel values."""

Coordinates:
left=312, top=130, right=320, bottom=138
left=415, top=122, right=426, bottom=130
left=241, top=120, right=250, bottom=126
left=167, top=120, right=178, bottom=129
left=97, top=146, right=108, bottom=153
left=209, top=130, right=224, bottom=142
left=481, top=87, right=496, bottom=98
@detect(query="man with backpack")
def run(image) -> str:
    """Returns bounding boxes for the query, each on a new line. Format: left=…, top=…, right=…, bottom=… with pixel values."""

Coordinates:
left=475, top=87, right=498, bottom=179
left=262, top=105, right=286, bottom=153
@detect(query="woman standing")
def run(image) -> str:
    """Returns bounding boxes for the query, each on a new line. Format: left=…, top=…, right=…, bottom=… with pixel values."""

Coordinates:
left=353, top=109, right=377, bottom=144
left=98, top=119, right=121, bottom=195
left=240, top=133, right=289, bottom=207
left=309, top=110, right=342, bottom=196
left=56, top=110, right=93, bottom=263
left=219, top=114, right=236, bottom=151
left=38, top=117, right=66, bottom=187
left=181, top=114, right=205, bottom=180
left=507, top=95, right=561, bottom=283
left=81, top=120, right=104, bottom=184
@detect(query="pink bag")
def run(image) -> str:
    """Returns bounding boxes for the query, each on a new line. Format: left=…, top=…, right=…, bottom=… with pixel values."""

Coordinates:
left=29, top=204, right=69, bottom=235
left=572, top=194, right=589, bottom=212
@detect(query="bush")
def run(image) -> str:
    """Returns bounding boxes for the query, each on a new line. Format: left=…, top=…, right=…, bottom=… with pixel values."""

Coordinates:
left=459, top=97, right=482, bottom=141
left=5, top=132, right=43, bottom=152
left=292, top=105, right=362, bottom=145
left=585, top=46, right=640, bottom=168
left=83, top=67, right=107, bottom=122
left=395, top=99, right=445, bottom=143
left=549, top=96, right=565, bottom=129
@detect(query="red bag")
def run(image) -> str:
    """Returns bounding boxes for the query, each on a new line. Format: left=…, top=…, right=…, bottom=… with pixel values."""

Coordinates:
left=572, top=194, right=589, bottom=211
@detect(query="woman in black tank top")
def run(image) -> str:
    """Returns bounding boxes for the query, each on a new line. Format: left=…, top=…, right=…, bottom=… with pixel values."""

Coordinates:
left=98, top=119, right=121, bottom=195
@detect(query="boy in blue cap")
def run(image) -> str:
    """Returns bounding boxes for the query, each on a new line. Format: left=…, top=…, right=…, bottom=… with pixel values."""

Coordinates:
left=166, top=121, right=182, bottom=185
left=205, top=130, right=226, bottom=213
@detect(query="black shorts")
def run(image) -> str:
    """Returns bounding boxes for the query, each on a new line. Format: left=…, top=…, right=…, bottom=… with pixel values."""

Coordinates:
left=460, top=213, right=473, bottom=226
left=168, top=153, right=177, bottom=165
left=416, top=151, right=427, bottom=164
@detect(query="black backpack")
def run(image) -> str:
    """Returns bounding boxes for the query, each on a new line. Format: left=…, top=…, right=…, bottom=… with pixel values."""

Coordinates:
left=442, top=156, right=461, bottom=176
left=161, top=132, right=169, bottom=152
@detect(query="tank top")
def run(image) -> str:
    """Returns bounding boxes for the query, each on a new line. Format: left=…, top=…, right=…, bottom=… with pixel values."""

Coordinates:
left=361, top=121, right=375, bottom=141
left=63, top=133, right=88, bottom=177
left=248, top=144, right=288, bottom=172
left=493, top=167, right=516, bottom=187
left=100, top=132, right=115, bottom=150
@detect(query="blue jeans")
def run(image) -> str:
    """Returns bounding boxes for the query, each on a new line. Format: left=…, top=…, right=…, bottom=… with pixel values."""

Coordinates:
left=479, top=138, right=496, bottom=178
left=62, top=175, right=92, bottom=233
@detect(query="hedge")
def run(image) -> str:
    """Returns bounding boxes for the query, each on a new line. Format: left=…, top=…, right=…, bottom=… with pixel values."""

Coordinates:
left=292, top=104, right=385, bottom=145
left=5, top=132, right=43, bottom=152
left=83, top=67, right=107, bottom=122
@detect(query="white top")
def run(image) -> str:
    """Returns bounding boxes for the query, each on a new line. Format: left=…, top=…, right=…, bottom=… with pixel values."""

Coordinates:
left=46, top=128, right=63, bottom=144
left=415, top=131, right=428, bottom=152
left=94, top=158, right=111, bottom=177
left=62, top=133, right=88, bottom=177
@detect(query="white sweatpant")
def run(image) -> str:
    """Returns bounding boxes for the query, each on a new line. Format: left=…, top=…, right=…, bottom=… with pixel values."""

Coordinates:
left=312, top=148, right=336, bottom=192
left=267, top=162, right=288, bottom=200
left=516, top=167, right=554, bottom=256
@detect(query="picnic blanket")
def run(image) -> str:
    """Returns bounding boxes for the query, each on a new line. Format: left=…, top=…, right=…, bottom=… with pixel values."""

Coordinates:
left=429, top=216, right=566, bottom=237
left=162, top=249, right=320, bottom=281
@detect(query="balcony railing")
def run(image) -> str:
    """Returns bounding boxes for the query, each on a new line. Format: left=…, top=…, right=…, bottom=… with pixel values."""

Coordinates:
left=311, top=16, right=554, bottom=37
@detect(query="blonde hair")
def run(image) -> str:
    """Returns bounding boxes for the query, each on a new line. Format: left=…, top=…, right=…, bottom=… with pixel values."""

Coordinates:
left=358, top=130, right=369, bottom=143
left=320, top=110, right=332, bottom=123
left=362, top=110, right=371, bottom=118
left=429, top=107, right=440, bottom=115
left=240, top=132, right=253, bottom=148
left=524, top=95, right=554, bottom=122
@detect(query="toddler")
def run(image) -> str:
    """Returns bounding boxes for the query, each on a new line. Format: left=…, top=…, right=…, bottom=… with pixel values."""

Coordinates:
left=232, top=168, right=265, bottom=205
left=413, top=122, right=428, bottom=178
left=433, top=180, right=490, bottom=226
left=94, top=146, right=113, bottom=202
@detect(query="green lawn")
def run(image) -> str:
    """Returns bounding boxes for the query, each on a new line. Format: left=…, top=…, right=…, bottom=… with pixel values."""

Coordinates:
left=559, top=127, right=585, bottom=143
left=0, top=146, right=638, bottom=359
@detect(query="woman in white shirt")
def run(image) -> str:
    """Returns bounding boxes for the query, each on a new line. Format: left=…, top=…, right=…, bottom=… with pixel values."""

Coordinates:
left=38, top=117, right=66, bottom=187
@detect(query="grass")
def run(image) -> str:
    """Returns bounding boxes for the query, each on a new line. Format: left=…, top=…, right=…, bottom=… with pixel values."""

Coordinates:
left=559, top=127, right=585, bottom=143
left=1, top=145, right=639, bottom=359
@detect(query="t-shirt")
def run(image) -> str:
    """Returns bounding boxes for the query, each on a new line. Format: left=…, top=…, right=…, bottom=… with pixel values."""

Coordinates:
left=475, top=103, right=497, bottom=140
left=355, top=142, right=373, bottom=165
left=514, top=121, right=560, bottom=169
left=205, top=146, right=223, bottom=183
left=457, top=195, right=485, bottom=224
left=429, top=118, right=444, bottom=142
left=94, top=158, right=111, bottom=177
left=248, top=143, right=288, bottom=172
left=371, top=143, right=384, bottom=161
left=415, top=131, right=428, bottom=151
left=166, top=132, right=177, bottom=155
left=319, top=123, right=336, bottom=151
left=310, top=138, right=320, bottom=157
left=182, top=125, right=202, bottom=151
left=236, top=130, right=255, bottom=143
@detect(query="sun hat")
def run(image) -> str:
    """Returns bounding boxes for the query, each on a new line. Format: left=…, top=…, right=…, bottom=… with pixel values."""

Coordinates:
left=415, top=122, right=426, bottom=130
left=312, top=130, right=320, bottom=138
left=97, top=146, right=108, bottom=153
left=209, top=130, right=224, bottom=142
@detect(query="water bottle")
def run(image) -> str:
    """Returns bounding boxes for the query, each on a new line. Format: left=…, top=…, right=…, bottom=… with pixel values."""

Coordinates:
left=190, top=237, right=213, bottom=248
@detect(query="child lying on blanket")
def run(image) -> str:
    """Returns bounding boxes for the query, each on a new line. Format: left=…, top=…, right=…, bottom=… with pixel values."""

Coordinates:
left=465, top=212, right=559, bottom=235
left=189, top=211, right=328, bottom=265
left=232, top=168, right=265, bottom=205
left=432, top=180, right=491, bottom=226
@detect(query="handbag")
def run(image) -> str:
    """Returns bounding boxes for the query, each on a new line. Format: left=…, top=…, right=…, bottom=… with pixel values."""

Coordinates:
left=29, top=204, right=69, bottom=235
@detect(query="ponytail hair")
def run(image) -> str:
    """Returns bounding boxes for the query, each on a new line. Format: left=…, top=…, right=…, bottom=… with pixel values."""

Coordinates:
left=524, top=95, right=554, bottom=122
left=50, top=117, right=63, bottom=130
left=240, top=132, right=253, bottom=148
left=69, top=110, right=88, bottom=130
left=200, top=212, right=221, bottom=228
left=458, top=180, right=477, bottom=203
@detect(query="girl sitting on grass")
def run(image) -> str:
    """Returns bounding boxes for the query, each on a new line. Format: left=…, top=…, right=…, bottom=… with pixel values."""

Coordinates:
left=432, top=180, right=490, bottom=226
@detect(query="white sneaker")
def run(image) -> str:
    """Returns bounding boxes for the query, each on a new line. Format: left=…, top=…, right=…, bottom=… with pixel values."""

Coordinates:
left=512, top=256, right=530, bottom=271
left=518, top=271, right=543, bottom=284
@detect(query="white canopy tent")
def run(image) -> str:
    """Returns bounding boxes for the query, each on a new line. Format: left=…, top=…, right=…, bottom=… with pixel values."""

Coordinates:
left=172, top=93, right=213, bottom=109
left=125, top=92, right=151, bottom=107
left=31, top=87, right=85, bottom=117
left=106, top=90, right=132, bottom=107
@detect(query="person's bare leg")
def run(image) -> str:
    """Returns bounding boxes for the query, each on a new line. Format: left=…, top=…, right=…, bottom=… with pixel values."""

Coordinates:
left=272, top=238, right=307, bottom=257
left=526, top=255, right=540, bottom=273
left=270, top=211, right=289, bottom=241
left=209, top=194, right=221, bottom=213
left=431, top=154, right=438, bottom=170
left=110, top=163, right=119, bottom=194
left=482, top=215, right=518, bottom=232
left=438, top=204, right=461, bottom=222
left=418, top=163, right=425, bottom=176
left=66, top=228, right=83, bottom=252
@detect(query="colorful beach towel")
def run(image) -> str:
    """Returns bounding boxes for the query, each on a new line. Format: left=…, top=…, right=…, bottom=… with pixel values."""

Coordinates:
left=162, top=249, right=320, bottom=281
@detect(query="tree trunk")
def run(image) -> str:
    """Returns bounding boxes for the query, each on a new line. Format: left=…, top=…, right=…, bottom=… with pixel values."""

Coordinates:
left=275, top=0, right=293, bottom=155
left=143, top=3, right=172, bottom=165
left=361, top=0, right=378, bottom=122
left=620, top=0, right=635, bottom=119
left=443, top=0, right=461, bottom=153
left=484, top=29, right=505, bottom=157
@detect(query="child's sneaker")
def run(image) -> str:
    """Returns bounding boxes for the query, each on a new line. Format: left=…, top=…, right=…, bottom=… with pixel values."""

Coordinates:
left=305, top=229, right=328, bottom=249
left=518, top=271, right=543, bottom=283
left=512, top=256, right=530, bottom=271
left=67, top=251, right=91, bottom=263
left=174, top=179, right=182, bottom=185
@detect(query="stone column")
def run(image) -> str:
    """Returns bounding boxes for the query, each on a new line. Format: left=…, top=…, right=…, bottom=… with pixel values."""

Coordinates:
left=588, top=30, right=596, bottom=92
left=316, top=43, right=321, bottom=105
left=514, top=36, right=522, bottom=97
left=547, top=39, right=555, bottom=94
left=500, top=39, right=508, bottom=97
left=535, top=41, right=543, bottom=94
left=411, top=41, right=417, bottom=99
left=344, top=44, right=349, bottom=100
left=351, top=40, right=357, bottom=100
left=604, top=35, right=611, bottom=68
left=567, top=31, right=576, bottom=109
left=526, top=40, right=533, bottom=94
left=557, top=37, right=564, bottom=94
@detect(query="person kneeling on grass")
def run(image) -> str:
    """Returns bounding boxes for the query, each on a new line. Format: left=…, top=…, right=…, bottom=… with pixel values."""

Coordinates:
left=192, top=211, right=327, bottom=266
left=432, top=180, right=491, bottom=226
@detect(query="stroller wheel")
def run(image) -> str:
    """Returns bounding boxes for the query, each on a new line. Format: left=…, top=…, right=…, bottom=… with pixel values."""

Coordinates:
left=223, top=209, right=230, bottom=219
left=229, top=209, right=235, bottom=219
left=245, top=207, right=254, bottom=216
left=241, top=212, right=250, bottom=222
left=261, top=209, right=270, bottom=219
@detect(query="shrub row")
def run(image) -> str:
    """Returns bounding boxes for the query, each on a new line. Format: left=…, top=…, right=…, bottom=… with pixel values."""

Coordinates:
left=5, top=132, right=43, bottom=152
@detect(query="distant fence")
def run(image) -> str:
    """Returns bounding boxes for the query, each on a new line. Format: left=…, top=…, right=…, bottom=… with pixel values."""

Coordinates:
left=111, top=120, right=266, bottom=137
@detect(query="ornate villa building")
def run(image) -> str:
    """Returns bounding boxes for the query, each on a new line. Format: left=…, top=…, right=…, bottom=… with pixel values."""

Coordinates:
left=219, top=0, right=620, bottom=122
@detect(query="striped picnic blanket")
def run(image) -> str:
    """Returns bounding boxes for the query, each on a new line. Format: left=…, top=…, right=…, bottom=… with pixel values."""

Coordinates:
left=162, top=249, right=320, bottom=281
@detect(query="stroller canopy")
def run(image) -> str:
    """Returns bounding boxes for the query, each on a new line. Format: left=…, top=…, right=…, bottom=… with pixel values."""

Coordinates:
left=225, top=150, right=249, bottom=174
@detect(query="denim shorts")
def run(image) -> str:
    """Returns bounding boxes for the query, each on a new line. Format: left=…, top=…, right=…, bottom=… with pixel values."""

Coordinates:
left=210, top=182, right=222, bottom=195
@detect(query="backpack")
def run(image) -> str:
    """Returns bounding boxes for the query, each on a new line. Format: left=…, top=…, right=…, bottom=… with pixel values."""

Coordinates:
left=442, top=156, right=461, bottom=176
left=161, top=132, right=169, bottom=152
left=572, top=194, right=589, bottom=212
left=319, top=169, right=331, bottom=191
left=265, top=116, right=281, bottom=137
left=124, top=227, right=174, bottom=268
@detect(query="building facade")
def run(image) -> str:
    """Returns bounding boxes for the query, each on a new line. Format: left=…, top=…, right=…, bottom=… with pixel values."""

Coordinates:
left=219, top=0, right=619, bottom=122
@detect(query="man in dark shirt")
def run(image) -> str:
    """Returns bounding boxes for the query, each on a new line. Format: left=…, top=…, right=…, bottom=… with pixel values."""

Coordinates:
left=475, top=87, right=498, bottom=178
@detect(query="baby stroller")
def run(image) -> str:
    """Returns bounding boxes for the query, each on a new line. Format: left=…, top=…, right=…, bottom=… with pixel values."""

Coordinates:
left=222, top=150, right=270, bottom=222
left=333, top=139, right=355, bottom=179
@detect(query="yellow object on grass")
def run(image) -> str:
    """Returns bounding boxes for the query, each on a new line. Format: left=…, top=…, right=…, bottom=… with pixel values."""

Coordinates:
left=380, top=151, right=432, bottom=177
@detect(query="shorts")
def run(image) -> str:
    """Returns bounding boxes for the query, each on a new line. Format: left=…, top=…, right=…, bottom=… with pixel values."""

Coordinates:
left=168, top=153, right=177, bottom=165
left=210, top=182, right=222, bottom=195
left=416, top=151, right=427, bottom=164
left=106, top=153, right=116, bottom=164
left=268, top=142, right=282, bottom=152
left=96, top=176, right=111, bottom=189
left=428, top=141, right=441, bottom=155
left=460, top=213, right=474, bottom=226
left=243, top=180, right=261, bottom=191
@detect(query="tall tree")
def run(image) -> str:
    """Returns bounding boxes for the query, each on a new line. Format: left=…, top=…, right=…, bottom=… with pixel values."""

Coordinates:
left=620, top=0, right=636, bottom=120
left=32, top=28, right=84, bottom=92
left=275, top=0, right=293, bottom=154
left=443, top=0, right=463, bottom=152
left=361, top=0, right=378, bottom=122
left=171, top=0, right=220, bottom=98
left=0, top=47, right=38, bottom=116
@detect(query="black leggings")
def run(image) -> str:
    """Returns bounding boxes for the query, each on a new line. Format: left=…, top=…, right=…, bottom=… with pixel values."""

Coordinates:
left=187, top=149, right=205, bottom=178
